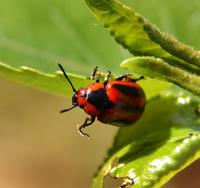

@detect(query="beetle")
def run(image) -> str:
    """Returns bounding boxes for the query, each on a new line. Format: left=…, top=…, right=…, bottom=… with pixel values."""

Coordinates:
left=58, top=64, right=146, bottom=138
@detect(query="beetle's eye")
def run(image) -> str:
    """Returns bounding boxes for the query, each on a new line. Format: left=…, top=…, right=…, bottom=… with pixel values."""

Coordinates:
left=79, top=105, right=84, bottom=109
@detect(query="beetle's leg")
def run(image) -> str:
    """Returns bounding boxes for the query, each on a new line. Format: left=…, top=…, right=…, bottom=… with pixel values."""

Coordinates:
left=87, top=66, right=100, bottom=83
left=103, top=71, right=111, bottom=86
left=105, top=71, right=111, bottom=81
left=115, top=74, right=128, bottom=81
left=91, top=66, right=98, bottom=79
left=91, top=66, right=98, bottom=80
left=120, top=178, right=134, bottom=188
left=134, top=75, right=144, bottom=82
left=78, top=116, right=96, bottom=138
left=116, top=74, right=144, bottom=82
left=106, top=171, right=134, bottom=188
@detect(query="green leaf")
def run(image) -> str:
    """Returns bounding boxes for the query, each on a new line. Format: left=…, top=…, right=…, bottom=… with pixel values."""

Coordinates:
left=85, top=0, right=200, bottom=73
left=0, top=0, right=170, bottom=98
left=121, top=57, right=200, bottom=96
left=85, top=0, right=200, bottom=96
left=138, top=78, right=171, bottom=101
left=0, top=61, right=91, bottom=97
left=0, top=0, right=128, bottom=93
left=85, top=0, right=172, bottom=57
left=0, top=60, right=171, bottom=100
left=143, top=20, right=200, bottom=68
left=92, top=91, right=200, bottom=188
left=123, top=0, right=200, bottom=50
left=0, top=0, right=198, bottom=97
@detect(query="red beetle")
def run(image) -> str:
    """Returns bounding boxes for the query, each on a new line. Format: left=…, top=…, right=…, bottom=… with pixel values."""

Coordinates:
left=58, top=64, right=146, bottom=137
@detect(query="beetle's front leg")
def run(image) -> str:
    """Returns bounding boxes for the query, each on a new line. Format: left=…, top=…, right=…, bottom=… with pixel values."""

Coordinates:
left=78, top=116, right=96, bottom=138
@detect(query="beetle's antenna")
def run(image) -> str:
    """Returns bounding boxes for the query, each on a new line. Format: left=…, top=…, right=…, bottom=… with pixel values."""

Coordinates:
left=60, top=105, right=78, bottom=113
left=58, top=63, right=76, bottom=92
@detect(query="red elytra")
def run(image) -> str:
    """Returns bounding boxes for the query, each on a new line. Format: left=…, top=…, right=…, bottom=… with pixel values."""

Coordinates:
left=58, top=64, right=146, bottom=137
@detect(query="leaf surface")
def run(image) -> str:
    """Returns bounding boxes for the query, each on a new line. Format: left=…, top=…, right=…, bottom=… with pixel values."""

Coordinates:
left=92, top=91, right=200, bottom=188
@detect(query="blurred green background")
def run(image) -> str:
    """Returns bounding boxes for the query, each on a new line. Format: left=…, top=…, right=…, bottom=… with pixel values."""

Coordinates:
left=0, top=0, right=200, bottom=187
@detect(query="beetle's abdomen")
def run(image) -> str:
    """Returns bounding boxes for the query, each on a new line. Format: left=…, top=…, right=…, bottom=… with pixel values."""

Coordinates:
left=98, top=80, right=146, bottom=126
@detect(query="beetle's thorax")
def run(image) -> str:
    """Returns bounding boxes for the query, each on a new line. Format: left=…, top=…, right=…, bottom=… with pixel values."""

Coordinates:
left=73, top=83, right=110, bottom=117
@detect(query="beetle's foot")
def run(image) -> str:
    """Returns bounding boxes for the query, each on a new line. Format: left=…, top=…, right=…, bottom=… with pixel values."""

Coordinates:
left=77, top=116, right=96, bottom=138
left=95, top=76, right=100, bottom=83
left=77, top=124, right=90, bottom=138
left=120, top=177, right=134, bottom=188
left=106, top=173, right=134, bottom=188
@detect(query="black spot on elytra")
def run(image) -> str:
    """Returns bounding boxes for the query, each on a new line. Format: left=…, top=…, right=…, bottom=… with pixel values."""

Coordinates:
left=112, top=84, right=145, bottom=98
left=87, top=88, right=112, bottom=111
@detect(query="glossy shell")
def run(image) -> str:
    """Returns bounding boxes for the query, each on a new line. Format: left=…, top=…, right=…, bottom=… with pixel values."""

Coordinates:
left=76, top=79, right=146, bottom=126
left=98, top=80, right=146, bottom=126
